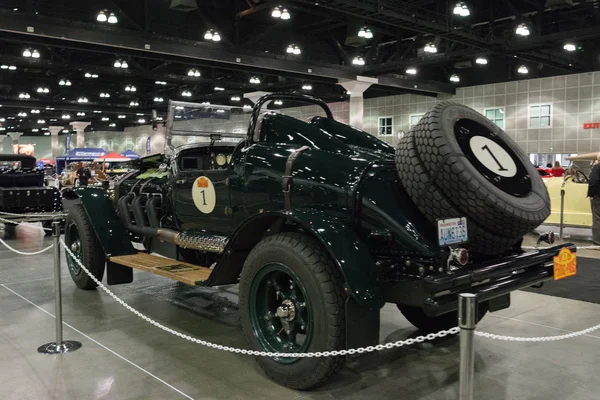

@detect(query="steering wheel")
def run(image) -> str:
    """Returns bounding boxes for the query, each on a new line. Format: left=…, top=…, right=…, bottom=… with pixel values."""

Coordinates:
left=573, top=169, right=589, bottom=184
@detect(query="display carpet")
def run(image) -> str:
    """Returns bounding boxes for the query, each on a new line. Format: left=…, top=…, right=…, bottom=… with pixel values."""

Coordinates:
left=522, top=256, right=600, bottom=304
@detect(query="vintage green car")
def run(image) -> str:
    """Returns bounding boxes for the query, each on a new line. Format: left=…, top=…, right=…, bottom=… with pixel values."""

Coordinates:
left=62, top=94, right=575, bottom=389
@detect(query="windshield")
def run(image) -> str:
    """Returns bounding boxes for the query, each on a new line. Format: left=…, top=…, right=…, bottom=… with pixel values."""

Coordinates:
left=166, top=101, right=251, bottom=153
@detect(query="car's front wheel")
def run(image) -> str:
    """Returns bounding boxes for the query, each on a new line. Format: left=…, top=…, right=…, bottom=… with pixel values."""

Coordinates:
left=64, top=204, right=105, bottom=289
left=239, top=232, right=346, bottom=390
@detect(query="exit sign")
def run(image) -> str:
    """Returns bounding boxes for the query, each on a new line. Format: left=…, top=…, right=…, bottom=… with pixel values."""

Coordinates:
left=583, top=123, right=600, bottom=129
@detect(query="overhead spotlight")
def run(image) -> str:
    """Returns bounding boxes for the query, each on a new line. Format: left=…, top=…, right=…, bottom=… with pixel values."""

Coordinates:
left=153, top=97, right=164, bottom=102
left=59, top=79, right=71, bottom=86
left=99, top=92, right=110, bottom=98
left=250, top=76, right=261, bottom=84
left=85, top=72, right=92, bottom=77
left=31, top=49, right=40, bottom=58
left=563, top=43, right=576, bottom=52
left=231, top=96, right=241, bottom=101
left=187, top=68, right=201, bottom=77
left=216, top=109, right=225, bottom=114
left=518, top=65, right=529, bottom=74
left=109, top=123, right=116, bottom=127
left=274, top=100, right=283, bottom=105
left=406, top=67, right=417, bottom=75
left=96, top=10, right=107, bottom=22
left=204, top=30, right=213, bottom=40
left=61, top=114, right=71, bottom=120
left=8, top=65, right=16, bottom=70
left=364, top=28, right=373, bottom=39
left=352, top=56, right=365, bottom=66
left=43, top=131, right=50, bottom=135
left=59, top=79, right=65, bottom=86
left=32, top=129, right=39, bottom=132
left=450, top=74, right=460, bottom=82
left=181, top=90, right=192, bottom=97
left=212, top=32, right=221, bottom=42
left=76, top=112, right=86, bottom=117
left=77, top=97, right=89, bottom=103
left=0, top=65, right=7, bottom=69
left=201, top=101, right=211, bottom=106
left=31, top=109, right=40, bottom=114
left=101, top=117, right=109, bottom=121
left=475, top=57, right=488, bottom=65
left=293, top=45, right=301, bottom=55
left=125, top=85, right=137, bottom=92
left=22, top=48, right=32, bottom=57
left=37, top=119, right=45, bottom=123
left=214, top=86, right=225, bottom=91
left=424, top=42, right=437, bottom=53
left=118, top=115, right=126, bottom=119
left=114, top=60, right=121, bottom=68
left=93, top=110, right=103, bottom=113
left=120, top=60, right=128, bottom=69
left=17, top=112, right=27, bottom=117
left=155, top=80, right=167, bottom=85
left=129, top=101, right=139, bottom=106
left=62, top=129, right=69, bottom=133
left=138, top=118, right=146, bottom=123
left=516, top=23, right=530, bottom=36
left=107, top=12, right=118, bottom=24
left=358, top=27, right=366, bottom=37
left=36, top=87, right=46, bottom=93
left=18, top=92, right=30, bottom=99
left=271, top=6, right=282, bottom=18
left=302, top=84, right=313, bottom=90
left=243, top=104, right=252, bottom=110
left=281, top=8, right=290, bottom=19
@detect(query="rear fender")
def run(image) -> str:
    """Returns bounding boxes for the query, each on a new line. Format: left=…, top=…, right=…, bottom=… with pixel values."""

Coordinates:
left=62, top=188, right=136, bottom=257
left=208, top=209, right=384, bottom=308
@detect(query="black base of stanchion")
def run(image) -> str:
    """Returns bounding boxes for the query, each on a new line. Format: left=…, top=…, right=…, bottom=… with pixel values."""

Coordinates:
left=37, top=340, right=82, bottom=354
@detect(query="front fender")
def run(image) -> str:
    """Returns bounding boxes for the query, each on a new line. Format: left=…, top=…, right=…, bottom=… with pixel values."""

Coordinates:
left=209, top=208, right=384, bottom=308
left=63, top=187, right=136, bottom=257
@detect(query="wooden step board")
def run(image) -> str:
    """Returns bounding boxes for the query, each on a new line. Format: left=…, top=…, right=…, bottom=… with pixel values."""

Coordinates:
left=109, top=253, right=212, bottom=286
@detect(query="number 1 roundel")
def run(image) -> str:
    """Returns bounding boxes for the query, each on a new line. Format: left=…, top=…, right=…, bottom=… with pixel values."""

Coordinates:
left=192, top=176, right=216, bottom=214
left=469, top=136, right=517, bottom=178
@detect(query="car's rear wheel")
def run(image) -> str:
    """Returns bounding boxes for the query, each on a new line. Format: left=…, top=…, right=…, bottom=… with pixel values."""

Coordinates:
left=398, top=303, right=488, bottom=333
left=396, top=102, right=550, bottom=254
left=64, top=204, right=105, bottom=289
left=239, top=232, right=346, bottom=390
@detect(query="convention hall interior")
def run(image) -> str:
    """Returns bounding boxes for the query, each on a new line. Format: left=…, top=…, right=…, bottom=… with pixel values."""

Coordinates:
left=0, top=0, right=599, bottom=399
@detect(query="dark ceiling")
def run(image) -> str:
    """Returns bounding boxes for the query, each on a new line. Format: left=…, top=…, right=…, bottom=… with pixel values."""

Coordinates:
left=0, top=0, right=598, bottom=135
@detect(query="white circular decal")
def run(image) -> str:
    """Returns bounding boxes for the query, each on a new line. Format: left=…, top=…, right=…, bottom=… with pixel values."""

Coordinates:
left=469, top=136, right=517, bottom=178
left=192, top=176, right=216, bottom=214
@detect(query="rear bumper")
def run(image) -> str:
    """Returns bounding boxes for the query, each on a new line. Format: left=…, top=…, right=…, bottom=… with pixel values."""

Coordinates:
left=0, top=186, right=62, bottom=213
left=383, top=243, right=576, bottom=316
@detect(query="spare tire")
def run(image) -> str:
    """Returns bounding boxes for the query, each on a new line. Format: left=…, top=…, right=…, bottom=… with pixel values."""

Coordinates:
left=396, top=102, right=550, bottom=255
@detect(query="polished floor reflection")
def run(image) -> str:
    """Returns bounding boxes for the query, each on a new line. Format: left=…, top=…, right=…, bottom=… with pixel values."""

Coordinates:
left=1, top=223, right=599, bottom=400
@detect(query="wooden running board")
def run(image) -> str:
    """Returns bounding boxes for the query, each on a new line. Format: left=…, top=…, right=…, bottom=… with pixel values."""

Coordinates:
left=109, top=253, right=212, bottom=286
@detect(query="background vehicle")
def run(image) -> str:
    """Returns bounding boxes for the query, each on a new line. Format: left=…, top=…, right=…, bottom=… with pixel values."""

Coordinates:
left=58, top=161, right=108, bottom=188
left=62, top=95, right=575, bottom=389
left=0, top=154, right=62, bottom=233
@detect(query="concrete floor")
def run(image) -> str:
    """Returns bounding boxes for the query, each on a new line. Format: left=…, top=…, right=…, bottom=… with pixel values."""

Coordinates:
left=1, top=223, right=599, bottom=400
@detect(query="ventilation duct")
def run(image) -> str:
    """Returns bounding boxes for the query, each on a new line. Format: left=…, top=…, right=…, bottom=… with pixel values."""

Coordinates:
left=169, top=0, right=198, bottom=12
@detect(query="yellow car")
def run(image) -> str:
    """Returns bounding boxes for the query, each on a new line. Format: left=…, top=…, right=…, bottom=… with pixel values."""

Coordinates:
left=542, top=153, right=594, bottom=227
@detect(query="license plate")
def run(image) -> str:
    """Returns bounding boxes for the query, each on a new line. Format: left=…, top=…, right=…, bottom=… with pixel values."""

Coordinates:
left=438, top=217, right=468, bottom=246
left=553, top=247, right=577, bottom=280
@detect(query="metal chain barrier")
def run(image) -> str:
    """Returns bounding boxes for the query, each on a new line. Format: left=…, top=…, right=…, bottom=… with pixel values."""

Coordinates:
left=0, top=237, right=53, bottom=255
left=475, top=323, right=600, bottom=342
left=59, top=238, right=458, bottom=358
left=0, top=216, right=52, bottom=232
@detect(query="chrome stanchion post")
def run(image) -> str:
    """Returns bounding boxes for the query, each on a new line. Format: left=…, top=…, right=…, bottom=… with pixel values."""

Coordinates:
left=458, top=293, right=477, bottom=400
left=38, top=221, right=82, bottom=354
left=559, top=184, right=566, bottom=240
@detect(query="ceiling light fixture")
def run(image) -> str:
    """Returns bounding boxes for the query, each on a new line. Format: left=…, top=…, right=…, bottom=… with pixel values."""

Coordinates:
left=109, top=123, right=116, bottom=127
left=203, top=30, right=221, bottom=42
left=62, top=114, right=71, bottom=120
left=153, top=97, right=164, bottom=102
left=405, top=67, right=417, bottom=75
left=424, top=42, right=437, bottom=53
left=214, top=86, right=225, bottom=91
left=181, top=90, right=192, bottom=97
left=18, top=92, right=31, bottom=99
left=358, top=26, right=373, bottom=39
left=37, top=119, right=45, bottom=123
left=302, top=84, right=312, bottom=90
left=518, top=65, right=529, bottom=74
left=93, top=110, right=102, bottom=113
left=231, top=96, right=241, bottom=101
left=155, top=80, right=167, bottom=85
left=281, top=8, right=290, bottom=19
left=352, top=56, right=365, bottom=66
left=102, top=117, right=110, bottom=121
left=187, top=68, right=201, bottom=77
left=22, top=48, right=32, bottom=57
left=453, top=2, right=470, bottom=16
left=32, top=129, right=39, bottom=132
left=118, top=115, right=126, bottom=119
left=271, top=6, right=282, bottom=18
left=563, top=43, right=576, bottom=52
left=125, top=85, right=137, bottom=92
left=515, top=23, right=530, bottom=36
left=129, top=101, right=139, bottom=106
left=249, top=76, right=261, bottom=84
left=85, top=72, right=99, bottom=78
left=96, top=10, right=107, bottom=22
left=77, top=97, right=89, bottom=103
left=107, top=12, right=118, bottom=24
left=274, top=100, right=283, bottom=105
left=31, top=49, right=40, bottom=58
left=62, top=129, right=69, bottom=133
left=31, top=109, right=40, bottom=114
left=114, top=59, right=128, bottom=68
left=138, top=118, right=146, bottom=123
left=450, top=74, right=460, bottom=82
left=243, top=104, right=252, bottom=110
left=99, top=92, right=110, bottom=98
left=475, top=57, right=488, bottom=65
left=17, top=112, right=27, bottom=117
left=36, top=87, right=49, bottom=93
left=77, top=112, right=86, bottom=117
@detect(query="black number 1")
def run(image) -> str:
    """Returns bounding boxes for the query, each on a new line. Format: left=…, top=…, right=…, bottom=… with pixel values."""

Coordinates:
left=200, top=190, right=207, bottom=206
left=481, top=145, right=508, bottom=171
